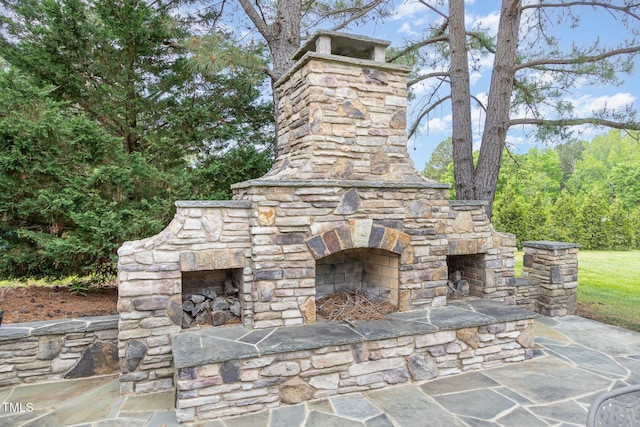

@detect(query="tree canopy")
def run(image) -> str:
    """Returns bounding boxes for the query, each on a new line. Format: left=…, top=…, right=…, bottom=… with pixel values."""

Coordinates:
left=0, top=0, right=275, bottom=278
left=394, top=0, right=640, bottom=217
left=424, top=130, right=640, bottom=250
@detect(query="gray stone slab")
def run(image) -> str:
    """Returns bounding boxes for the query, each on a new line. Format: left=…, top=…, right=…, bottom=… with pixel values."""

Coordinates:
left=433, top=389, right=516, bottom=420
left=31, top=320, right=88, bottom=336
left=457, top=417, right=499, bottom=427
left=529, top=400, right=589, bottom=425
left=495, top=407, right=549, bottom=427
left=421, top=371, right=500, bottom=395
left=8, top=376, right=116, bottom=410
left=222, top=410, right=270, bottom=427
left=544, top=343, right=628, bottom=378
left=257, top=323, right=362, bottom=354
left=494, top=386, right=533, bottom=405
left=0, top=326, right=31, bottom=339
left=456, top=299, right=537, bottom=322
left=307, top=398, right=333, bottom=414
left=365, top=413, right=395, bottom=427
left=201, top=325, right=254, bottom=341
left=22, top=378, right=120, bottom=427
left=484, top=357, right=612, bottom=404
left=385, top=309, right=430, bottom=321
left=238, top=328, right=274, bottom=345
left=429, top=305, right=496, bottom=329
left=365, top=385, right=466, bottom=427
left=84, top=315, right=119, bottom=331
left=94, top=417, right=148, bottom=427
left=349, top=318, right=437, bottom=340
left=171, top=332, right=258, bottom=368
left=331, top=394, right=381, bottom=421
left=304, top=410, right=363, bottom=427
left=269, top=403, right=306, bottom=427
left=0, top=409, right=50, bottom=426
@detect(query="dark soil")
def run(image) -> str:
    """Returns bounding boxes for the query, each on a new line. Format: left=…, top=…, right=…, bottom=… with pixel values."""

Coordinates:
left=0, top=285, right=118, bottom=324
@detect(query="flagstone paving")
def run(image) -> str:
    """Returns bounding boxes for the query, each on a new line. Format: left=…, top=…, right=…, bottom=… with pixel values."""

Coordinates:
left=1, top=315, right=639, bottom=426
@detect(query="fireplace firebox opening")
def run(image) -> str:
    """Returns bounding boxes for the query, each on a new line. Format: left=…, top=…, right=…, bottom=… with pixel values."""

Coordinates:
left=316, top=248, right=399, bottom=306
left=447, top=254, right=485, bottom=298
left=181, top=269, right=242, bottom=328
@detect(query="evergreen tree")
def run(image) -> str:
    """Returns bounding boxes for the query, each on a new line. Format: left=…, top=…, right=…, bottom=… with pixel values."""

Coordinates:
left=0, top=0, right=274, bottom=277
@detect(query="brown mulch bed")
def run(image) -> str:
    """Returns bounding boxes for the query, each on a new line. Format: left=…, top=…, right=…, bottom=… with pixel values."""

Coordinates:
left=0, top=285, right=118, bottom=324
left=316, top=290, right=395, bottom=324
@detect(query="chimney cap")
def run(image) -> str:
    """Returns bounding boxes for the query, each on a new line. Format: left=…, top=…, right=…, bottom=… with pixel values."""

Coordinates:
left=293, top=30, right=390, bottom=62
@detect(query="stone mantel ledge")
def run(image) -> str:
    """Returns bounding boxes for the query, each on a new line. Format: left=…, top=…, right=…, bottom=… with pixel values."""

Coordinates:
left=522, top=241, right=581, bottom=250
left=174, top=200, right=252, bottom=209
left=172, top=300, right=537, bottom=369
left=230, top=179, right=451, bottom=190
left=0, top=315, right=119, bottom=341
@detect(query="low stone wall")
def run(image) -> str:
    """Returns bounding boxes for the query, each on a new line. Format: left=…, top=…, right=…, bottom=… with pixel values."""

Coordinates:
left=172, top=300, right=536, bottom=423
left=0, top=315, right=119, bottom=387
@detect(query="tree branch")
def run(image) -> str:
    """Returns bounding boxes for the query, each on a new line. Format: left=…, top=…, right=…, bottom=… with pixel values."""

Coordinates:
left=328, top=0, right=385, bottom=32
left=515, top=45, right=640, bottom=71
left=237, top=0, right=271, bottom=39
left=387, top=35, right=448, bottom=63
left=509, top=117, right=640, bottom=130
left=408, top=71, right=449, bottom=87
left=408, top=95, right=452, bottom=139
left=521, top=1, right=640, bottom=20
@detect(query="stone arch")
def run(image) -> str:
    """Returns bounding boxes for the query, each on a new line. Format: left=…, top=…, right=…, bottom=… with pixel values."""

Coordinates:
left=305, top=219, right=410, bottom=260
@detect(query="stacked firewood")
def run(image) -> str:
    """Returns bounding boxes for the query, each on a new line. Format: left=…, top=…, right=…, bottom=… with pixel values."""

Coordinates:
left=182, top=279, right=240, bottom=328
left=447, top=270, right=469, bottom=297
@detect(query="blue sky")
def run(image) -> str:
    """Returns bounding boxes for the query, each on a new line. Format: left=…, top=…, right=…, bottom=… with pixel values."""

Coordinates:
left=355, top=0, right=639, bottom=170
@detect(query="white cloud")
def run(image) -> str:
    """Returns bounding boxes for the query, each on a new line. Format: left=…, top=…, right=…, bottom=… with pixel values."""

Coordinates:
left=420, top=115, right=452, bottom=134
left=393, top=0, right=425, bottom=20
left=570, top=93, right=636, bottom=116
left=398, top=22, right=418, bottom=37
left=469, top=11, right=501, bottom=36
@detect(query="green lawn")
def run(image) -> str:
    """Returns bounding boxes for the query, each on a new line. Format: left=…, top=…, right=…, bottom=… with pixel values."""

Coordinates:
left=516, top=250, right=640, bottom=332
left=575, top=251, right=640, bottom=332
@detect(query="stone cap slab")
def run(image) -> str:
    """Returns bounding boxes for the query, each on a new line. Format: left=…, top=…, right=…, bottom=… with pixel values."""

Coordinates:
left=522, top=241, right=581, bottom=250
left=171, top=300, right=537, bottom=369
left=0, top=315, right=119, bottom=341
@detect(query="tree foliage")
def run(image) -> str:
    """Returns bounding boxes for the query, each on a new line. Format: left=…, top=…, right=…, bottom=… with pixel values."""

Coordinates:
left=425, top=130, right=640, bottom=250
left=0, top=0, right=275, bottom=278
left=396, top=0, right=640, bottom=217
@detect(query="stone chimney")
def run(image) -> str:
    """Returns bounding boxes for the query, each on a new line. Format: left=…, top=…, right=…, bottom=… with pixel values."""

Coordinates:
left=263, top=30, right=426, bottom=182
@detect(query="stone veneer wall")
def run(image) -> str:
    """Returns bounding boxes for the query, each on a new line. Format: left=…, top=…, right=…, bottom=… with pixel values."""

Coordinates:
left=174, top=315, right=535, bottom=422
left=117, top=201, right=252, bottom=395
left=521, top=241, right=580, bottom=316
left=0, top=316, right=118, bottom=387
left=116, top=195, right=517, bottom=395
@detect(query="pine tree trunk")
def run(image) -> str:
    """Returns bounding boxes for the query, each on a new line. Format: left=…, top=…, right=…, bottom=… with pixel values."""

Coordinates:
left=475, top=0, right=521, bottom=218
left=449, top=0, right=475, bottom=201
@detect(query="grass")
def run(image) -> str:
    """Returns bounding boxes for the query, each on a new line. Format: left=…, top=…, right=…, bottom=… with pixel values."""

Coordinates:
left=575, top=251, right=640, bottom=332
left=516, top=250, right=640, bottom=332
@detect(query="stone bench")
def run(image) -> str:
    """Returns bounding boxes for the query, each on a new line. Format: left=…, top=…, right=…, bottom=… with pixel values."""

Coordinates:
left=171, top=300, right=537, bottom=423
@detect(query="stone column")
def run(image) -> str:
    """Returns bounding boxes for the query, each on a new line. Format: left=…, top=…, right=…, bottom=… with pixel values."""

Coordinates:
left=521, top=241, right=580, bottom=317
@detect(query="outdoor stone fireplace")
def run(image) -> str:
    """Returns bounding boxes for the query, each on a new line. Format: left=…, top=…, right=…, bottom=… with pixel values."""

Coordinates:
left=115, top=31, right=576, bottom=422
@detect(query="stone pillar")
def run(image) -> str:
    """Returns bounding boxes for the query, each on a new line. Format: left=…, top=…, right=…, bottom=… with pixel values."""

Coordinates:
left=521, top=241, right=580, bottom=317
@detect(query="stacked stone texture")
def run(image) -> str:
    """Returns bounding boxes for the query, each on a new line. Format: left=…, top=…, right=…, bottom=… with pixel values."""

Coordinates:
left=0, top=317, right=118, bottom=386
left=174, top=318, right=535, bottom=423
left=117, top=201, right=252, bottom=395
left=521, top=241, right=580, bottom=316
